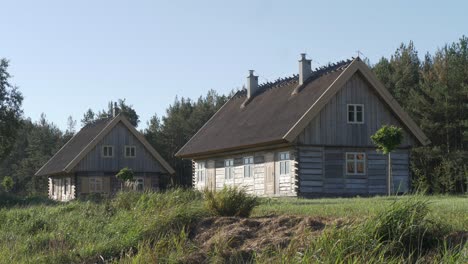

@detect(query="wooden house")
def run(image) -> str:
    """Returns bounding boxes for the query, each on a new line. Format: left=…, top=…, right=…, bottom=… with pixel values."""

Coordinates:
left=35, top=113, right=175, bottom=201
left=176, top=55, right=430, bottom=197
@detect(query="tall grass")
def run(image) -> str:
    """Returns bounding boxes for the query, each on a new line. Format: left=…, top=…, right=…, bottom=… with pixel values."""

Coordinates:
left=255, top=196, right=467, bottom=263
left=0, top=189, right=207, bottom=263
left=0, top=192, right=465, bottom=263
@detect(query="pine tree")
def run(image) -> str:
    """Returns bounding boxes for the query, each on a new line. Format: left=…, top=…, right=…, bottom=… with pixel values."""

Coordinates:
left=0, top=58, right=23, bottom=161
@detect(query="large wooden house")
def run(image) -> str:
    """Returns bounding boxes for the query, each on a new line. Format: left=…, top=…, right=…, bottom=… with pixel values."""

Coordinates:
left=176, top=55, right=430, bottom=197
left=36, top=113, right=174, bottom=201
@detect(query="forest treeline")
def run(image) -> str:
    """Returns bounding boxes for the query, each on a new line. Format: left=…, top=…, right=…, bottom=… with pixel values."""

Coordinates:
left=0, top=36, right=467, bottom=195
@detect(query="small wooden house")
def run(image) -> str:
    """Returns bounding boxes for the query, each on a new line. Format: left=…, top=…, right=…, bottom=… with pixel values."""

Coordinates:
left=176, top=55, right=430, bottom=197
left=36, top=114, right=174, bottom=201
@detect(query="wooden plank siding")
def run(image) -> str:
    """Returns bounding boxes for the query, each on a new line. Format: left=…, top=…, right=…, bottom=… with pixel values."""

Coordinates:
left=75, top=123, right=167, bottom=173
left=296, top=73, right=417, bottom=147
left=75, top=172, right=160, bottom=198
left=48, top=174, right=75, bottom=201
left=297, top=146, right=324, bottom=194
left=297, top=147, right=410, bottom=196
left=193, top=148, right=297, bottom=197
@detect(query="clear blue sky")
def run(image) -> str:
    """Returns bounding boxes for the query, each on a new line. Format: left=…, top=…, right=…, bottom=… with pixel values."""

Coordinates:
left=2, top=0, right=466, bottom=131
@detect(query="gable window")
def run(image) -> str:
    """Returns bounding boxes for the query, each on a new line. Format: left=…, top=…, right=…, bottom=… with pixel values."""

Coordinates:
left=347, top=104, right=364, bottom=124
left=196, top=162, right=206, bottom=182
left=125, top=146, right=136, bottom=158
left=102, top=145, right=114, bottom=158
left=225, top=159, right=234, bottom=179
left=279, top=152, right=290, bottom=175
left=346, top=153, right=366, bottom=175
left=89, top=177, right=103, bottom=193
left=243, top=156, right=254, bottom=178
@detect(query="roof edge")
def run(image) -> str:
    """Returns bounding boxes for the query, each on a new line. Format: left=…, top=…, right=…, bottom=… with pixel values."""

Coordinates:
left=119, top=117, right=176, bottom=175
left=34, top=119, right=109, bottom=176
left=283, top=58, right=361, bottom=141
left=63, top=115, right=121, bottom=172
left=283, top=58, right=430, bottom=146
left=177, top=139, right=289, bottom=159
left=175, top=93, right=234, bottom=157
left=63, top=114, right=176, bottom=175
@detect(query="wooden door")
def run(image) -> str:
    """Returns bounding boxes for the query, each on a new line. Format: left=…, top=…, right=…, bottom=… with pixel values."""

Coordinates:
left=264, top=153, right=275, bottom=195
left=206, top=160, right=216, bottom=191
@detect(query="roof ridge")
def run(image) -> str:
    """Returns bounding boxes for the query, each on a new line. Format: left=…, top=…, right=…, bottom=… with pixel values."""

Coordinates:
left=235, top=58, right=354, bottom=98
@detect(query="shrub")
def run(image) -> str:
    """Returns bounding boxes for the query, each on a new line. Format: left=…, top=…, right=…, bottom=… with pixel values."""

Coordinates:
left=1, top=176, right=14, bottom=192
left=116, top=167, right=134, bottom=191
left=204, top=187, right=258, bottom=217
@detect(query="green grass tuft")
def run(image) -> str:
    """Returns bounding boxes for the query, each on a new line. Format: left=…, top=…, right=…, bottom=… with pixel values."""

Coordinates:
left=204, top=186, right=259, bottom=217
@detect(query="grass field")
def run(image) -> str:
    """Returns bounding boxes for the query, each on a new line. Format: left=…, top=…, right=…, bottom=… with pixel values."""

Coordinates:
left=254, top=195, right=468, bottom=230
left=0, top=191, right=466, bottom=263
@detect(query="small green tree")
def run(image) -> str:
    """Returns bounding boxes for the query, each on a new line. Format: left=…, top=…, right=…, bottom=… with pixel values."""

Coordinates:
left=371, top=125, right=403, bottom=195
left=1, top=176, right=14, bottom=192
left=116, top=167, right=134, bottom=191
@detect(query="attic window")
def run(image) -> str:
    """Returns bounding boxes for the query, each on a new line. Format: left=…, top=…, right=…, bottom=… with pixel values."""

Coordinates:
left=102, top=146, right=114, bottom=158
left=125, top=146, right=136, bottom=158
left=347, top=104, right=364, bottom=124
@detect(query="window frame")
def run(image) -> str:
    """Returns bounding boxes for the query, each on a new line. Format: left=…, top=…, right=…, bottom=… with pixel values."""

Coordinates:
left=243, top=156, right=254, bottom=178
left=124, top=145, right=137, bottom=158
left=224, top=159, right=234, bottom=180
left=345, top=152, right=366, bottom=175
left=196, top=162, right=206, bottom=182
left=89, top=177, right=104, bottom=193
left=102, top=145, right=114, bottom=158
left=278, top=152, right=291, bottom=175
left=347, top=104, right=364, bottom=124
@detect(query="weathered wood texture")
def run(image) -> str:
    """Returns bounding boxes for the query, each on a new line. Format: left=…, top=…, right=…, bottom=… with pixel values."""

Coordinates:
left=193, top=148, right=297, bottom=197
left=297, top=146, right=324, bottom=194
left=48, top=174, right=75, bottom=201
left=75, top=123, right=167, bottom=173
left=75, top=172, right=160, bottom=197
left=298, top=147, right=410, bottom=196
left=297, top=73, right=417, bottom=147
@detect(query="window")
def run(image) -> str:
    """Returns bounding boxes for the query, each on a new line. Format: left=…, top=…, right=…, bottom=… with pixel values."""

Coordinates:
left=279, top=152, right=290, bottom=175
left=196, top=162, right=206, bottom=182
left=225, top=159, right=234, bottom=179
left=102, top=145, right=114, bottom=158
left=125, top=146, right=136, bottom=158
left=89, top=177, right=103, bottom=193
left=347, top=104, right=364, bottom=124
left=346, top=153, right=366, bottom=175
left=243, top=156, right=254, bottom=178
